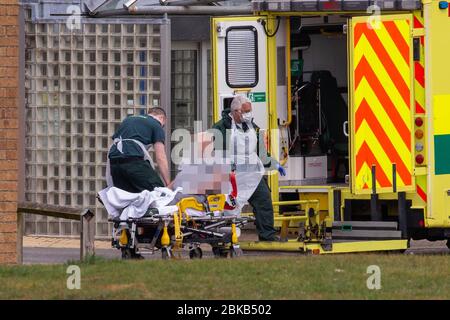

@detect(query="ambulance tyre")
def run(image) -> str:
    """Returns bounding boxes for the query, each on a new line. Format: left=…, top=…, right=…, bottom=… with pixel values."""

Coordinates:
left=189, top=247, right=203, bottom=259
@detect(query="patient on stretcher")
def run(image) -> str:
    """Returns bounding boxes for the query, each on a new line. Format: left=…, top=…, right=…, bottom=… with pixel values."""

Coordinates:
left=99, top=134, right=264, bottom=223
left=99, top=163, right=239, bottom=221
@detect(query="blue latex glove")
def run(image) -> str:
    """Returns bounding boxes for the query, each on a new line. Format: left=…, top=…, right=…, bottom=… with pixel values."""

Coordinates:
left=277, top=164, right=286, bottom=176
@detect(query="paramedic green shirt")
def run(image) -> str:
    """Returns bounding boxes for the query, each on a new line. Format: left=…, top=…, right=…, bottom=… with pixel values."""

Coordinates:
left=108, top=115, right=165, bottom=159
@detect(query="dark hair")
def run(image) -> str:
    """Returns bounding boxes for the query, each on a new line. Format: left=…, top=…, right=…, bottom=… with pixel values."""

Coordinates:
left=148, top=107, right=166, bottom=118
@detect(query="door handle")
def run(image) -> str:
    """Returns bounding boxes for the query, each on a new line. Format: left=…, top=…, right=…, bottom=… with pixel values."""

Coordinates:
left=343, top=121, right=349, bottom=137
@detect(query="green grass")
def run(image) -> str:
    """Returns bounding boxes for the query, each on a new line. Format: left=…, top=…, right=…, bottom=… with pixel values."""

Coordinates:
left=0, top=254, right=449, bottom=299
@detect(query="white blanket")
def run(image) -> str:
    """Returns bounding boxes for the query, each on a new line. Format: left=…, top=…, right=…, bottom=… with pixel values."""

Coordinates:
left=98, top=187, right=182, bottom=220
left=98, top=186, right=241, bottom=221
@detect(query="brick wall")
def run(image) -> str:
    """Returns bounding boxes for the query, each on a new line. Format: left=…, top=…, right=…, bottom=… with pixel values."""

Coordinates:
left=0, top=0, right=20, bottom=264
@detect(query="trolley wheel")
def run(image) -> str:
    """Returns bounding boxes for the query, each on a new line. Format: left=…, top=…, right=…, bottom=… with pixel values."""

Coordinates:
left=230, top=246, right=243, bottom=258
left=161, top=247, right=172, bottom=260
left=446, top=239, right=450, bottom=250
left=189, top=247, right=203, bottom=259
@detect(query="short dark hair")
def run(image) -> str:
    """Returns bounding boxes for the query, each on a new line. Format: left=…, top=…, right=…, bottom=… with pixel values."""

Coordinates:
left=148, top=107, right=166, bottom=118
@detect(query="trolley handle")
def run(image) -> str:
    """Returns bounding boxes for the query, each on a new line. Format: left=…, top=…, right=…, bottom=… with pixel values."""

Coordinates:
left=230, top=170, right=237, bottom=199
left=224, top=169, right=238, bottom=210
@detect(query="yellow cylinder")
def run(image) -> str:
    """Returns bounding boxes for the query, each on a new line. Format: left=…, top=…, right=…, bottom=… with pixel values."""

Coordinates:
left=119, top=229, right=128, bottom=246
left=231, top=223, right=238, bottom=244
left=173, top=212, right=183, bottom=250
left=161, top=225, right=170, bottom=247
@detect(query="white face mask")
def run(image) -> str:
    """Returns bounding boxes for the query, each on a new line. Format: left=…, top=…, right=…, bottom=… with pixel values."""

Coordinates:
left=242, top=112, right=253, bottom=123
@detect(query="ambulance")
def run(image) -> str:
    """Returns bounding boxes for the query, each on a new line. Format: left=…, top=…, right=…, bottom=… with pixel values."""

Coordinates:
left=211, top=0, right=450, bottom=253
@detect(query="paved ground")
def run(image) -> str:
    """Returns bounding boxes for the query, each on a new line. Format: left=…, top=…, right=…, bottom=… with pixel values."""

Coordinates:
left=22, top=234, right=449, bottom=264
left=23, top=236, right=113, bottom=250
left=23, top=247, right=121, bottom=264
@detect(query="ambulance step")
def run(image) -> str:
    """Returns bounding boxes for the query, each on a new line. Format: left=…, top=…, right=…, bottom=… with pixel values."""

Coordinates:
left=332, top=221, right=401, bottom=241
left=332, top=229, right=402, bottom=240
left=332, top=221, right=398, bottom=231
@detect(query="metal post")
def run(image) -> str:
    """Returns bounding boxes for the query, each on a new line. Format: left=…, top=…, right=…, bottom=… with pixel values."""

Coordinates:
left=392, top=163, right=397, bottom=193
left=80, top=209, right=95, bottom=260
left=333, top=190, right=342, bottom=221
left=371, top=165, right=381, bottom=221
left=398, top=192, right=408, bottom=239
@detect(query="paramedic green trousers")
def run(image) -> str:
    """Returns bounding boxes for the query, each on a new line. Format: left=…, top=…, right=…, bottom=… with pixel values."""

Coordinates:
left=111, top=159, right=164, bottom=193
left=248, top=177, right=278, bottom=241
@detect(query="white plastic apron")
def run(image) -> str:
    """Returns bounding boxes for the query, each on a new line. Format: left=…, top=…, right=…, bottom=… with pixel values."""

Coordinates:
left=105, top=136, right=156, bottom=188
left=230, top=119, right=265, bottom=210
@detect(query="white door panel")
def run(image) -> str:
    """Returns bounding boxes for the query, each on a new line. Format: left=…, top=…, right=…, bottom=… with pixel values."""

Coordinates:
left=213, top=18, right=268, bottom=130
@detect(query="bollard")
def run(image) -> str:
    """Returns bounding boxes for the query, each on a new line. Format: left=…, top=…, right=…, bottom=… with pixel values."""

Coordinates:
left=80, top=209, right=95, bottom=261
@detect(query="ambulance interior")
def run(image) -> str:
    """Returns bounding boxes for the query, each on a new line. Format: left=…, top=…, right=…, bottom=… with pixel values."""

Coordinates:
left=280, top=15, right=350, bottom=187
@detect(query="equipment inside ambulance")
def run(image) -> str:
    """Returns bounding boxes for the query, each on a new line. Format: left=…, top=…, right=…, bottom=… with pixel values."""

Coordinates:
left=281, top=17, right=349, bottom=185
left=290, top=70, right=349, bottom=182
left=215, top=15, right=351, bottom=187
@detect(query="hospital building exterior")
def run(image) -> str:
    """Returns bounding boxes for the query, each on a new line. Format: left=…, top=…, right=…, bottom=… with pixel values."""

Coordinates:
left=0, top=0, right=244, bottom=260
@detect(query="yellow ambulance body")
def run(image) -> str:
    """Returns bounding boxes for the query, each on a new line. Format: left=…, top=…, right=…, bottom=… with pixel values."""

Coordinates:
left=211, top=0, right=450, bottom=253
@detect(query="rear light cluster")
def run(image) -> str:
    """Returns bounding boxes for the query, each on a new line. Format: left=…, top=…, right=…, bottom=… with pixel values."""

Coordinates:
left=251, top=0, right=422, bottom=12
left=415, top=116, right=425, bottom=165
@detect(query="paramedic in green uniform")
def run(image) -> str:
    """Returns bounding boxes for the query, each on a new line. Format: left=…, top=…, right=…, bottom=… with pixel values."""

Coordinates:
left=108, top=107, right=171, bottom=193
left=212, top=96, right=286, bottom=241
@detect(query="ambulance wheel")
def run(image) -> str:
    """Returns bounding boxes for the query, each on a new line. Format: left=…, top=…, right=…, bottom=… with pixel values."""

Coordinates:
left=161, top=247, right=171, bottom=260
left=189, top=247, right=203, bottom=259
left=446, top=239, right=450, bottom=250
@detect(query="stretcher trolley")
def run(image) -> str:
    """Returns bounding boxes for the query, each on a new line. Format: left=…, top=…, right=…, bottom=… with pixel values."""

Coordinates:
left=102, top=171, right=254, bottom=260
left=109, top=209, right=253, bottom=260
